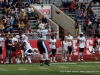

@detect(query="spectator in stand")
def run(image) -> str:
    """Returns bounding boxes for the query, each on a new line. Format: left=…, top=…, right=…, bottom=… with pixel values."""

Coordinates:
left=9, top=16, right=14, bottom=26
left=87, top=19, right=93, bottom=36
left=42, top=16, right=47, bottom=24
left=3, top=1, right=11, bottom=14
left=89, top=12, right=96, bottom=22
left=9, top=0, right=13, bottom=6
left=74, top=1, right=79, bottom=10
left=34, top=14, right=39, bottom=20
left=11, top=4, right=19, bottom=17
left=24, top=16, right=32, bottom=34
left=20, top=5, right=26, bottom=18
left=18, top=21, right=25, bottom=32
left=0, top=1, right=4, bottom=8
left=26, top=0, right=34, bottom=5
left=75, top=7, right=82, bottom=20
left=80, top=2, right=86, bottom=10
left=1, top=14, right=8, bottom=26
left=13, top=17, right=19, bottom=29
left=81, top=8, right=87, bottom=20
left=68, top=1, right=75, bottom=13
left=87, top=1, right=92, bottom=10
left=13, top=0, right=18, bottom=4
left=4, top=23, right=13, bottom=33
left=35, top=17, right=42, bottom=27
left=27, top=4, right=34, bottom=17
left=97, top=19, right=100, bottom=28
left=84, top=16, right=89, bottom=31
left=6, top=10, right=12, bottom=18
left=87, top=7, right=94, bottom=17
left=0, top=19, right=4, bottom=33
left=74, top=20, right=79, bottom=37
left=61, top=0, right=68, bottom=8
left=19, top=17, right=24, bottom=22
left=24, top=16, right=30, bottom=28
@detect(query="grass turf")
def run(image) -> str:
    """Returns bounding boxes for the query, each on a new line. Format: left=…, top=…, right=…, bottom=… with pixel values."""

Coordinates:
left=0, top=62, right=100, bottom=75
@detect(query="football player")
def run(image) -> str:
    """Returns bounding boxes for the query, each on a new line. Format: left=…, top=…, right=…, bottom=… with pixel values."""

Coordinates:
left=21, top=35, right=33, bottom=64
left=77, top=32, right=86, bottom=61
left=65, top=33, right=73, bottom=62
left=50, top=35, right=57, bottom=62
left=37, top=23, right=51, bottom=66
left=0, top=34, right=4, bottom=63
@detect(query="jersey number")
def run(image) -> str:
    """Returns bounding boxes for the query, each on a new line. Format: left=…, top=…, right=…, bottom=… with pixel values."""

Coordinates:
left=38, top=32, right=42, bottom=38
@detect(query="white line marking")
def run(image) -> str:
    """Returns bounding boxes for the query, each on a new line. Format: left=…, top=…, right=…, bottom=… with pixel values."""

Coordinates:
left=79, top=66, right=89, bottom=67
left=82, top=62, right=100, bottom=64
left=18, top=67, right=27, bottom=71
left=38, top=67, right=48, bottom=70
left=0, top=68, right=9, bottom=71
left=57, top=66, right=69, bottom=68
left=51, top=63, right=77, bottom=65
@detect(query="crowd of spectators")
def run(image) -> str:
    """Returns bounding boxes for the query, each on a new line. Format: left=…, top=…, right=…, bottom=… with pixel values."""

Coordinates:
left=0, top=0, right=35, bottom=34
left=61, top=0, right=100, bottom=37
left=0, top=0, right=52, bottom=37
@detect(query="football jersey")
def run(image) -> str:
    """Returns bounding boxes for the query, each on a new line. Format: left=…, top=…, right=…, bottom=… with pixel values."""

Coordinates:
left=65, top=35, right=73, bottom=46
left=0, top=37, right=4, bottom=46
left=77, top=36, right=86, bottom=48
left=50, top=39, right=56, bottom=49
left=23, top=40, right=32, bottom=50
left=37, top=29, right=48, bottom=41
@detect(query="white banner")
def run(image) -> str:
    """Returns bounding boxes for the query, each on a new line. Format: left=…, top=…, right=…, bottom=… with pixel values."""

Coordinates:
left=34, top=5, right=51, bottom=18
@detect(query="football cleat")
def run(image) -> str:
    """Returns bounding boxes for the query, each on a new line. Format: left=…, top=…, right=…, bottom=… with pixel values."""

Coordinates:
left=40, top=63, right=43, bottom=66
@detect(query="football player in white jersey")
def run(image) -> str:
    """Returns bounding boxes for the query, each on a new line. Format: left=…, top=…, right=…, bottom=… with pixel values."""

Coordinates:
left=0, top=34, right=4, bottom=63
left=37, top=23, right=51, bottom=66
left=21, top=35, right=33, bottom=64
left=50, top=35, right=57, bottom=62
left=65, top=33, right=73, bottom=61
left=77, top=32, right=86, bottom=61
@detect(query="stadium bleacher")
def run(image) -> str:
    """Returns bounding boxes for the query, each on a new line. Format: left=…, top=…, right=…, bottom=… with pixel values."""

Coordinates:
left=0, top=0, right=100, bottom=38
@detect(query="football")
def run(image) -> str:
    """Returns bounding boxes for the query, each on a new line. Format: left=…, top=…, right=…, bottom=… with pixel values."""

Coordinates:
left=56, top=10, right=60, bottom=14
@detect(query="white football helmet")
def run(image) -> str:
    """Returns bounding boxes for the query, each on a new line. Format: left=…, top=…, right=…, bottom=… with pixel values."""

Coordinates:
left=38, top=23, right=45, bottom=30
left=12, top=37, right=18, bottom=42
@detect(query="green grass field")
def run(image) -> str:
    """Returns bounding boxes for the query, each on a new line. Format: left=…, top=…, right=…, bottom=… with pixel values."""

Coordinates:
left=0, top=62, right=100, bottom=75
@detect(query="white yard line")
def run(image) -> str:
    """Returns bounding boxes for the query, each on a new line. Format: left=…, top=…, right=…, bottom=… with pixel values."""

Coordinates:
left=18, top=67, right=27, bottom=71
left=38, top=67, right=48, bottom=70
left=82, top=62, right=100, bottom=64
left=0, top=68, right=9, bottom=71
left=51, top=62, right=77, bottom=65
left=57, top=66, right=69, bottom=68
left=79, top=66, right=89, bottom=67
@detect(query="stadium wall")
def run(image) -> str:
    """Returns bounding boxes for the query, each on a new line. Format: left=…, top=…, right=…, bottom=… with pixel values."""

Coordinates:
left=2, top=38, right=100, bottom=63
left=51, top=5, right=81, bottom=37
left=2, top=38, right=100, bottom=56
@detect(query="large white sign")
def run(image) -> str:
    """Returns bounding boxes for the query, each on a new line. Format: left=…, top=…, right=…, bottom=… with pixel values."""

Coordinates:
left=34, top=5, right=51, bottom=18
